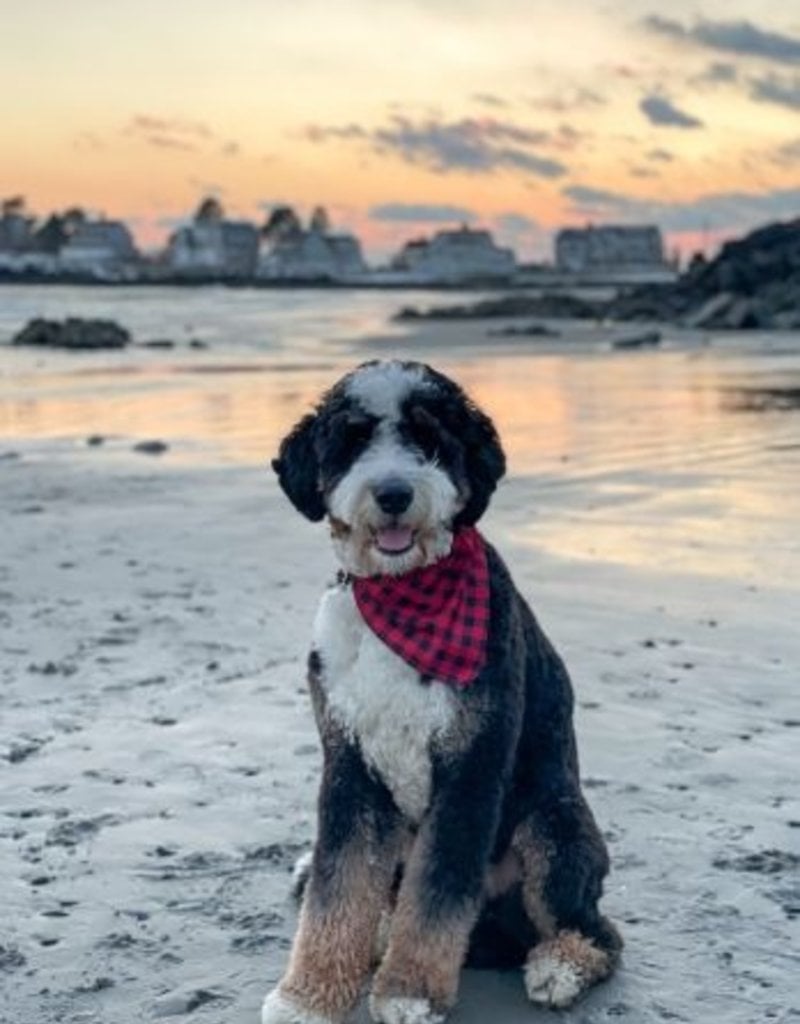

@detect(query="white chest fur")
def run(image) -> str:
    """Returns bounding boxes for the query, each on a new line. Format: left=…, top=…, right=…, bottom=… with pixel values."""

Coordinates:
left=312, top=584, right=455, bottom=822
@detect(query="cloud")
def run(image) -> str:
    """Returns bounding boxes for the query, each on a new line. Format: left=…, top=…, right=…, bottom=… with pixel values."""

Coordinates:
left=562, top=182, right=800, bottom=233
left=369, top=203, right=476, bottom=222
left=73, top=131, right=104, bottom=153
left=530, top=87, right=605, bottom=114
left=304, top=115, right=568, bottom=179
left=693, top=61, right=739, bottom=86
left=644, top=17, right=800, bottom=66
left=126, top=114, right=215, bottom=153
left=304, top=123, right=367, bottom=143
left=771, top=138, right=800, bottom=166
left=221, top=141, right=241, bottom=157
left=472, top=93, right=508, bottom=109
left=749, top=73, right=800, bottom=110
left=640, top=94, right=704, bottom=129
left=646, top=148, right=674, bottom=163
left=494, top=212, right=539, bottom=233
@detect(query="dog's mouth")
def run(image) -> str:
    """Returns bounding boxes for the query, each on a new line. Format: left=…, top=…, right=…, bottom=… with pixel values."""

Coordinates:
left=372, top=525, right=416, bottom=556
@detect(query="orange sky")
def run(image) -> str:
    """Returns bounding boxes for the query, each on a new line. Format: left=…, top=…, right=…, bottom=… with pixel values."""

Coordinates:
left=1, top=1, right=798, bottom=261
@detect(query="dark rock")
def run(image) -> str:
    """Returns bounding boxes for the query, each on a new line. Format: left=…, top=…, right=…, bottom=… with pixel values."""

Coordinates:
left=188, top=338, right=208, bottom=349
left=86, top=434, right=106, bottom=446
left=133, top=440, right=169, bottom=456
left=139, top=339, right=176, bottom=349
left=11, top=317, right=130, bottom=350
left=394, top=293, right=600, bottom=322
left=488, top=322, right=561, bottom=338
left=612, top=330, right=662, bottom=350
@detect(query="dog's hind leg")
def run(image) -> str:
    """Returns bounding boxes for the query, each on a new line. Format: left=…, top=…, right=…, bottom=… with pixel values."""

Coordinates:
left=512, top=812, right=622, bottom=1009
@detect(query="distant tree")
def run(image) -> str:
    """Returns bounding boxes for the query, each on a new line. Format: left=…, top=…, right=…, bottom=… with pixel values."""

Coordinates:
left=195, top=197, right=224, bottom=223
left=309, top=205, right=330, bottom=234
left=33, top=207, right=88, bottom=253
left=262, top=205, right=302, bottom=241
left=33, top=215, right=69, bottom=253
left=686, top=251, right=707, bottom=278
left=62, top=207, right=87, bottom=234
left=1, top=195, right=26, bottom=217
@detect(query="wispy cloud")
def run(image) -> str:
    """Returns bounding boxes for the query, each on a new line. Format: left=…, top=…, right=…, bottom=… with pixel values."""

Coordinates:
left=771, top=138, right=800, bottom=166
left=369, top=202, right=476, bottom=222
left=692, top=62, right=739, bottom=86
left=640, top=94, right=704, bottom=129
left=644, top=17, right=800, bottom=66
left=749, top=73, right=800, bottom=110
left=471, top=92, right=508, bottom=109
left=124, top=114, right=242, bottom=156
left=304, top=115, right=568, bottom=179
left=529, top=87, right=605, bottom=114
left=646, top=148, right=675, bottom=163
left=563, top=183, right=800, bottom=233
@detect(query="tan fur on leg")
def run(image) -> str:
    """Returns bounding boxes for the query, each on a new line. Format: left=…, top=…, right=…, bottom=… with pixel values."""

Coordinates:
left=279, top=845, right=396, bottom=1020
left=511, top=821, right=556, bottom=940
left=370, top=833, right=476, bottom=1017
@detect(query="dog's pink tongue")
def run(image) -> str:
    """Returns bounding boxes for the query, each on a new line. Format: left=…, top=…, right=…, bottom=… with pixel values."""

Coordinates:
left=376, top=526, right=414, bottom=552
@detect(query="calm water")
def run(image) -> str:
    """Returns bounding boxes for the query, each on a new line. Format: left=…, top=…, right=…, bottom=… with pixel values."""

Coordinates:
left=1, top=284, right=799, bottom=584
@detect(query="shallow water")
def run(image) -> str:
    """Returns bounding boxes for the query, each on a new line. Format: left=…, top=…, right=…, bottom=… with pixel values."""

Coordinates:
left=2, top=285, right=799, bottom=587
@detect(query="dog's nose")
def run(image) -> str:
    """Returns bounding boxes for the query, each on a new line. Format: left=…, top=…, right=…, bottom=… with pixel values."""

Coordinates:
left=373, top=478, right=414, bottom=515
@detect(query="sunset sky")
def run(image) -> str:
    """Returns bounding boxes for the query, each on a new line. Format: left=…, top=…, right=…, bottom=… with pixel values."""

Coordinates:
left=1, top=0, right=799, bottom=261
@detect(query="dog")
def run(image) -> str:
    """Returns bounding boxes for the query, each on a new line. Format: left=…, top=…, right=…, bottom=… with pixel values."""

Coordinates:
left=263, top=360, right=621, bottom=1024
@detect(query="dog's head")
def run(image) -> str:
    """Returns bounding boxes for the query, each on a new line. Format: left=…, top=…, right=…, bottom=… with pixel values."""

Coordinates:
left=272, top=360, right=505, bottom=577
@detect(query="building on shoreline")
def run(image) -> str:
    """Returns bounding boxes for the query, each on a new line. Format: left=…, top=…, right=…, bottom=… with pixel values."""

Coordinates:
left=59, top=220, right=139, bottom=278
left=390, top=226, right=516, bottom=283
left=257, top=205, right=367, bottom=282
left=165, top=198, right=259, bottom=279
left=555, top=224, right=666, bottom=274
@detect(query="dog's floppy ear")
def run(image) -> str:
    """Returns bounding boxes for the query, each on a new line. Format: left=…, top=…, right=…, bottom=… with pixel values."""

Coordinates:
left=271, top=412, right=326, bottom=522
left=453, top=396, right=506, bottom=527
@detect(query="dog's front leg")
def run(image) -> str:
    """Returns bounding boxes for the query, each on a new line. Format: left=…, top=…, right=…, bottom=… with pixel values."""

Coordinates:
left=370, top=744, right=505, bottom=1024
left=263, top=739, right=402, bottom=1024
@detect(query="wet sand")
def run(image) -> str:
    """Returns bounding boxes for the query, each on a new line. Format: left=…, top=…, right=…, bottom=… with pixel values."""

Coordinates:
left=1, top=310, right=799, bottom=1022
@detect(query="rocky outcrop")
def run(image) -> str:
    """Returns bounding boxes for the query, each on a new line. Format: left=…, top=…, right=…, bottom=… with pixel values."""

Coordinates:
left=608, top=218, right=800, bottom=329
left=11, top=318, right=130, bottom=349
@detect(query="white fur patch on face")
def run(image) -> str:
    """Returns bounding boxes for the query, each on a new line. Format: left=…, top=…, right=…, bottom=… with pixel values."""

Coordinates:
left=346, top=361, right=426, bottom=420
left=313, top=584, right=455, bottom=823
left=261, top=987, right=335, bottom=1024
left=524, top=946, right=586, bottom=1009
left=368, top=995, right=445, bottom=1024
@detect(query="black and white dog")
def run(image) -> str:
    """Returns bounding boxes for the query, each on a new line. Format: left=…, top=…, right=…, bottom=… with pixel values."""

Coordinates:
left=263, top=360, right=621, bottom=1024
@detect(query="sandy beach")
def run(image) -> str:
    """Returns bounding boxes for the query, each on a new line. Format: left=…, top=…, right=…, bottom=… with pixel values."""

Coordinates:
left=1, top=286, right=799, bottom=1023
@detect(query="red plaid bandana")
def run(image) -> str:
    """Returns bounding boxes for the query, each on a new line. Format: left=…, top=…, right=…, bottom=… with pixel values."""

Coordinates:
left=353, top=527, right=490, bottom=687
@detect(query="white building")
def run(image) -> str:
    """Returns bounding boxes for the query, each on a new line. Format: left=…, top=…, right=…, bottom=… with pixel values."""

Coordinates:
left=555, top=225, right=666, bottom=273
left=257, top=210, right=366, bottom=282
left=391, top=227, right=516, bottom=283
left=167, top=220, right=259, bottom=278
left=58, top=221, right=139, bottom=277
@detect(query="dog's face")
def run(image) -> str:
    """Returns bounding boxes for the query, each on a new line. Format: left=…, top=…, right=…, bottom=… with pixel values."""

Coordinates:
left=272, top=360, right=505, bottom=577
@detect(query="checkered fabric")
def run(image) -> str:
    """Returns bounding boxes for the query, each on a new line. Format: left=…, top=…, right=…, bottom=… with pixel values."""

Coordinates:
left=353, top=527, right=490, bottom=687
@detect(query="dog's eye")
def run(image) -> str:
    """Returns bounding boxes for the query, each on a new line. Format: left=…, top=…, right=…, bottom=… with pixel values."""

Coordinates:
left=341, top=418, right=374, bottom=445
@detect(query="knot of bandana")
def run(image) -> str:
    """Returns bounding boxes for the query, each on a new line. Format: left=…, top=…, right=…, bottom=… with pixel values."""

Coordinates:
left=352, top=527, right=490, bottom=687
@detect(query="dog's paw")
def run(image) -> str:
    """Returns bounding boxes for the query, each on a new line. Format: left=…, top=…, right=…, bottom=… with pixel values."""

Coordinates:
left=524, top=950, right=584, bottom=1008
left=369, top=995, right=445, bottom=1024
left=261, top=988, right=335, bottom=1024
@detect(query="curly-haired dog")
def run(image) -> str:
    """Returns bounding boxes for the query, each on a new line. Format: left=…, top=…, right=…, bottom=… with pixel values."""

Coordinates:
left=263, top=360, right=621, bottom=1024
